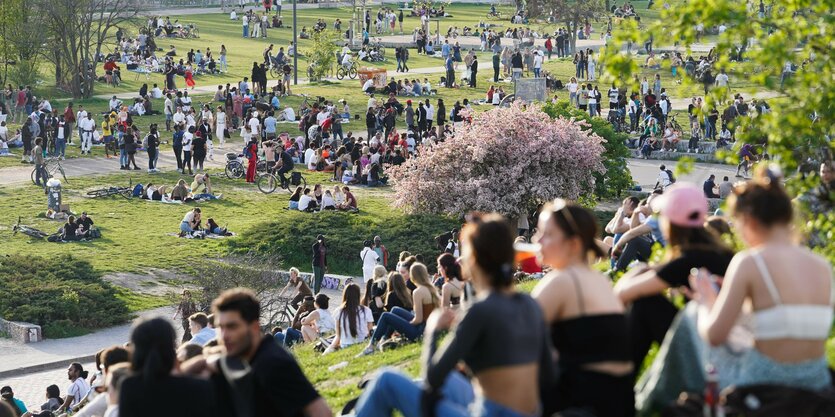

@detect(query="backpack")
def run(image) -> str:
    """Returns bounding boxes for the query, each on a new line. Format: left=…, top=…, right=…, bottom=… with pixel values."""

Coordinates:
left=665, top=169, right=676, bottom=183
left=132, top=184, right=144, bottom=197
left=142, top=134, right=149, bottom=149
left=243, top=145, right=253, bottom=159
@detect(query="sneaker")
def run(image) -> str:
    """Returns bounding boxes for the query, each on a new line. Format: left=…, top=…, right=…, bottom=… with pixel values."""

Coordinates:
left=356, top=346, right=375, bottom=357
left=133, top=167, right=140, bottom=170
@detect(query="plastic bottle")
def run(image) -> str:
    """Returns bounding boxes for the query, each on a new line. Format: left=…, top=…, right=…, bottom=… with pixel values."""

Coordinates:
left=703, top=364, right=724, bottom=417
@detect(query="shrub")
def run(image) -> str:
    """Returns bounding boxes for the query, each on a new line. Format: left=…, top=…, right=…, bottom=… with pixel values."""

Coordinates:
left=542, top=100, right=633, bottom=199
left=0, top=254, right=129, bottom=337
left=389, top=103, right=606, bottom=216
left=228, top=203, right=459, bottom=275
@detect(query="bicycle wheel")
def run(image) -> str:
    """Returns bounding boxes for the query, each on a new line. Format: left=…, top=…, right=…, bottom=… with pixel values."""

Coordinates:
left=257, top=173, right=278, bottom=194
left=270, top=67, right=280, bottom=79
left=348, top=67, right=358, bottom=79
left=291, top=175, right=307, bottom=193
left=225, top=161, right=245, bottom=179
left=86, top=189, right=108, bottom=197
left=336, top=68, right=345, bottom=80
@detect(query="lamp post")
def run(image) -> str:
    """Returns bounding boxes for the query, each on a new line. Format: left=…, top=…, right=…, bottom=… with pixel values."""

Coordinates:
left=293, top=0, right=298, bottom=85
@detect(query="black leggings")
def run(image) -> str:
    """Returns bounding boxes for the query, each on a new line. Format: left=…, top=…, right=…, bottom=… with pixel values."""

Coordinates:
left=615, top=236, right=653, bottom=271
left=128, top=151, right=138, bottom=168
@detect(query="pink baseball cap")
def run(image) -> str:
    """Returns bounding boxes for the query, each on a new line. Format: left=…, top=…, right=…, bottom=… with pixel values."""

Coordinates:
left=651, top=183, right=708, bottom=228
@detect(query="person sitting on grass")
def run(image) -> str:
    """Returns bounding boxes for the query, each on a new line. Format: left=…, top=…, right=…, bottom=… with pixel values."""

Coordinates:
left=278, top=293, right=335, bottom=347
left=298, top=187, right=318, bottom=212
left=359, top=262, right=440, bottom=355
left=351, top=214, right=554, bottom=417
left=206, top=218, right=230, bottom=235
left=324, top=283, right=375, bottom=354
left=179, top=207, right=201, bottom=236
left=288, top=186, right=303, bottom=210
left=338, top=186, right=358, bottom=211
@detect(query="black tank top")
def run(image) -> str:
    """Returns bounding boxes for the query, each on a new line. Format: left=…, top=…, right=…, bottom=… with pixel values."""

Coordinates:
left=550, top=271, right=631, bottom=369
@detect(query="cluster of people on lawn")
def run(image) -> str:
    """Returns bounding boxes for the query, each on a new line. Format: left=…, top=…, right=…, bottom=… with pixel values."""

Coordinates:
left=4, top=164, right=832, bottom=417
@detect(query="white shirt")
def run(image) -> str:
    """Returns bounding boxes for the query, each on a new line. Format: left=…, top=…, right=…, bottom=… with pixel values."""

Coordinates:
left=322, top=194, right=336, bottom=208
left=316, top=111, right=329, bottom=126
left=335, top=306, right=373, bottom=347
left=533, top=54, right=543, bottom=69
left=567, top=82, right=578, bottom=93
left=80, top=118, right=95, bottom=131
left=248, top=117, right=260, bottom=135
left=425, top=104, right=434, bottom=119
left=172, top=111, right=185, bottom=124
left=216, top=112, right=227, bottom=126
left=659, top=99, right=669, bottom=114
left=715, top=73, right=729, bottom=87
left=109, top=99, right=121, bottom=110
left=315, top=308, right=335, bottom=333
left=283, top=107, right=296, bottom=121
left=299, top=194, right=314, bottom=210
left=182, top=132, right=193, bottom=151
left=164, top=98, right=174, bottom=115
left=67, top=377, right=91, bottom=408
left=151, top=87, right=163, bottom=99
left=362, top=79, right=374, bottom=92
left=657, top=170, right=671, bottom=188
left=360, top=247, right=379, bottom=270
left=77, top=110, right=88, bottom=122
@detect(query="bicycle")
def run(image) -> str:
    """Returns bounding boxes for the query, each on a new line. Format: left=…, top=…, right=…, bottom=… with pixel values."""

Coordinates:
left=86, top=178, right=134, bottom=199
left=486, top=11, right=502, bottom=19
left=336, top=62, right=358, bottom=80
left=31, top=157, right=68, bottom=186
left=257, top=167, right=306, bottom=194
left=225, top=153, right=246, bottom=179
left=12, top=216, right=49, bottom=239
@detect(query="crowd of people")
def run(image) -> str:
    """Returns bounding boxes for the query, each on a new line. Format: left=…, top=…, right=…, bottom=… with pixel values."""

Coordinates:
left=3, top=166, right=833, bottom=417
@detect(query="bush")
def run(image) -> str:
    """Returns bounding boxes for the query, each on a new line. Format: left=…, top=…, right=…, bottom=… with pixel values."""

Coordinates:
left=0, top=254, right=129, bottom=338
left=390, top=103, right=606, bottom=217
left=542, top=100, right=633, bottom=200
left=228, top=205, right=459, bottom=275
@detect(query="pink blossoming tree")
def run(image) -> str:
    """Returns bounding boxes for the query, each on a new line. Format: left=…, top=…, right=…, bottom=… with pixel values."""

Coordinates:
left=389, top=103, right=606, bottom=216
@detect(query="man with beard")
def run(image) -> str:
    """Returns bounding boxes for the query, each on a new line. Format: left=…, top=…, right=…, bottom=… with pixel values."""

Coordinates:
left=184, top=289, right=332, bottom=417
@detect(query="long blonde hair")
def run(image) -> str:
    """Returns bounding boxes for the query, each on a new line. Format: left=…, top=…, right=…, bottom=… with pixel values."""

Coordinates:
left=409, top=263, right=440, bottom=307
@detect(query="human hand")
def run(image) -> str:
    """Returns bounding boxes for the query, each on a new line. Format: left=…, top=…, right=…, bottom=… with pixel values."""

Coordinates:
left=686, top=267, right=719, bottom=308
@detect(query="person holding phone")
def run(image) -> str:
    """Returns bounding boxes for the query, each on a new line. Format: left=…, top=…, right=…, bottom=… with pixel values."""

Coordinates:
left=613, top=183, right=735, bottom=371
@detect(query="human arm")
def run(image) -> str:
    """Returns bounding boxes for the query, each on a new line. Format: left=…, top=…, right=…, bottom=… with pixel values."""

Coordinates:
left=613, top=266, right=669, bottom=304
left=692, top=257, right=747, bottom=346
left=301, top=309, right=320, bottom=326
left=441, top=283, right=452, bottom=309
left=611, top=223, right=651, bottom=254
left=422, top=308, right=476, bottom=391
left=410, top=289, right=425, bottom=325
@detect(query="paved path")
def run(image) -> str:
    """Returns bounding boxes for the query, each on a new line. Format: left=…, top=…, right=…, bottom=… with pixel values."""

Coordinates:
left=0, top=307, right=175, bottom=375
left=627, top=157, right=738, bottom=190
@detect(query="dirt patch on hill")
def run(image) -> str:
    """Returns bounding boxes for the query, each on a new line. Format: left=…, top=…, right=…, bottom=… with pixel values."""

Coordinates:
left=103, top=268, right=193, bottom=297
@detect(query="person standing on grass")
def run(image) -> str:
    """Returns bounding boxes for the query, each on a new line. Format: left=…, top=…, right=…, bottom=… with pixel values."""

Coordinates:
left=469, top=56, right=478, bottom=88
left=63, top=102, right=75, bottom=145
left=146, top=124, right=160, bottom=173
left=173, top=290, right=197, bottom=342
left=312, top=234, right=327, bottom=294
left=33, top=138, right=47, bottom=187
left=493, top=50, right=500, bottom=82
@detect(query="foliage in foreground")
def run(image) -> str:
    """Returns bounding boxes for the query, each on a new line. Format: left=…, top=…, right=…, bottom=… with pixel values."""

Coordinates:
left=390, top=103, right=606, bottom=217
left=0, top=254, right=129, bottom=337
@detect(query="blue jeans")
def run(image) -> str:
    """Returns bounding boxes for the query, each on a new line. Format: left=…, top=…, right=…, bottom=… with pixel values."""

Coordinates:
left=55, top=139, right=66, bottom=157
left=243, top=25, right=249, bottom=37
left=180, top=221, right=194, bottom=233
left=704, top=118, right=714, bottom=140
left=370, top=307, right=423, bottom=343
left=275, top=328, right=302, bottom=347
left=356, top=369, right=527, bottom=417
left=194, top=193, right=218, bottom=200
left=533, top=68, right=540, bottom=78
left=120, top=148, right=127, bottom=167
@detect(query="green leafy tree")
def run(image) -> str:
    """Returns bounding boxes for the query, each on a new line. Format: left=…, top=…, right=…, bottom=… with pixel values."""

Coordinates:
left=542, top=100, right=633, bottom=200
left=305, top=29, right=340, bottom=82
left=527, top=0, right=606, bottom=55
left=600, top=0, right=833, bottom=262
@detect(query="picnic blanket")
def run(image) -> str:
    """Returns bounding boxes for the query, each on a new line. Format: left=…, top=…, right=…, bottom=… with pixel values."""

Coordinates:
left=167, top=231, right=237, bottom=239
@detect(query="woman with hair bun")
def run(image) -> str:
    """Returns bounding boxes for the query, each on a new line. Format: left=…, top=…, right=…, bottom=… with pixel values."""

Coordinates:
left=533, top=199, right=634, bottom=417
left=691, top=167, right=834, bottom=390
left=437, top=253, right=465, bottom=309
left=353, top=214, right=554, bottom=417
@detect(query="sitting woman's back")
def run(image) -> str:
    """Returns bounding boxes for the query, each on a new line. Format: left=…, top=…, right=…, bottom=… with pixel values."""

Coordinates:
left=694, top=169, right=834, bottom=391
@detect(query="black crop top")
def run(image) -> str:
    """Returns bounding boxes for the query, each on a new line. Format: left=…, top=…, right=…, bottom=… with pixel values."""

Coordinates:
left=550, top=272, right=631, bottom=369
left=423, top=292, right=555, bottom=392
